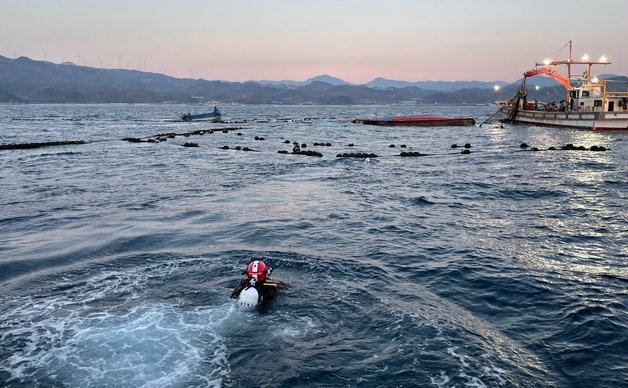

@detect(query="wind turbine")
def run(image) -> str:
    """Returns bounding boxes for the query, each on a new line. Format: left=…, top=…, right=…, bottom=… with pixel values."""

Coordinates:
left=74, top=51, right=83, bottom=66
left=140, top=56, right=147, bottom=72
left=116, top=52, right=124, bottom=69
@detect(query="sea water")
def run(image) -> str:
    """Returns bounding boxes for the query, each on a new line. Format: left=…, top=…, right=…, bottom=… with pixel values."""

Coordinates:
left=0, top=104, right=626, bottom=387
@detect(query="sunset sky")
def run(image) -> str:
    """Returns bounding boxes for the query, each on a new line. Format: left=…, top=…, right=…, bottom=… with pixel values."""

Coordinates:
left=3, top=0, right=627, bottom=83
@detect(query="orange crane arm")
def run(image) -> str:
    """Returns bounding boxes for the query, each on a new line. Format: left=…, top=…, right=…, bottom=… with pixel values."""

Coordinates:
left=524, top=67, right=571, bottom=89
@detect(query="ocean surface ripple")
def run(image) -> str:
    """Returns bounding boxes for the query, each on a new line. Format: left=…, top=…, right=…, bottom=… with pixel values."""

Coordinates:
left=1, top=104, right=626, bottom=387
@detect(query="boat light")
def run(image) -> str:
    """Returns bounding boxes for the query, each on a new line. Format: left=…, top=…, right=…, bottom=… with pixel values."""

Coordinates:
left=600, top=55, right=608, bottom=63
left=582, top=54, right=589, bottom=61
left=535, top=85, right=540, bottom=90
left=592, top=76, right=599, bottom=83
left=494, top=85, right=501, bottom=91
left=543, top=58, right=552, bottom=66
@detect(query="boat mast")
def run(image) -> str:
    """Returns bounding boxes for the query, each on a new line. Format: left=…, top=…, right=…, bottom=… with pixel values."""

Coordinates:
left=535, top=41, right=610, bottom=83
left=567, top=40, right=572, bottom=81
left=531, top=41, right=612, bottom=110
left=568, top=40, right=572, bottom=106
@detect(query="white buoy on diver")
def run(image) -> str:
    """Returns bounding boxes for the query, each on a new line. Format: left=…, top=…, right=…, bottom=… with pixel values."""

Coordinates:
left=238, top=286, right=259, bottom=309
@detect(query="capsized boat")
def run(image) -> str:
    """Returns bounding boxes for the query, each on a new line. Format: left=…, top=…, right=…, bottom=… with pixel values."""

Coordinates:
left=352, top=115, right=475, bottom=126
left=180, top=106, right=222, bottom=122
left=499, top=41, right=628, bottom=131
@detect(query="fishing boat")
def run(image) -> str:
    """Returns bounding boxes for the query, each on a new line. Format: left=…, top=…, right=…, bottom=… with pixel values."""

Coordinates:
left=352, top=115, right=475, bottom=126
left=498, top=41, right=628, bottom=131
left=180, top=106, right=222, bottom=122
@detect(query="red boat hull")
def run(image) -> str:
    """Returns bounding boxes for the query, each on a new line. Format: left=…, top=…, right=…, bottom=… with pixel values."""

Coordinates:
left=353, top=115, right=476, bottom=127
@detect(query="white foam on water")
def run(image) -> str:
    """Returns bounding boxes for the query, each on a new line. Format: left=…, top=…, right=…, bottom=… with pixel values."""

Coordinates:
left=429, top=370, right=451, bottom=387
left=2, top=299, right=235, bottom=387
left=458, top=372, right=488, bottom=388
left=447, top=347, right=470, bottom=368
left=269, top=316, right=317, bottom=339
left=0, top=258, right=238, bottom=387
left=481, top=365, right=507, bottom=386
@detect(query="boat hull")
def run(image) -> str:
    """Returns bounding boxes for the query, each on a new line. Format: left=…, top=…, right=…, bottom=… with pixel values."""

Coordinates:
left=186, top=116, right=221, bottom=122
left=180, top=112, right=222, bottom=122
left=504, top=108, right=628, bottom=131
left=353, top=115, right=476, bottom=127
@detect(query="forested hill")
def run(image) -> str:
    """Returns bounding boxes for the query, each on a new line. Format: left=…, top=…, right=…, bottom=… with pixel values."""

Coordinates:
left=0, top=55, right=568, bottom=104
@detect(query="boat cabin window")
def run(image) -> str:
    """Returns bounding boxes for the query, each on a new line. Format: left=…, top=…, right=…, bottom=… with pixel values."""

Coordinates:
left=594, top=100, right=602, bottom=107
left=582, top=91, right=590, bottom=97
left=570, top=90, right=579, bottom=99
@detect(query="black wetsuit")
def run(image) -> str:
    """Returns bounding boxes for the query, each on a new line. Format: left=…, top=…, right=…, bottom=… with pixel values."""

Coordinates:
left=231, top=278, right=286, bottom=311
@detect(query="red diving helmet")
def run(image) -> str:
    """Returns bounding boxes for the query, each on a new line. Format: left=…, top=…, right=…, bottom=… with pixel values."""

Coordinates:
left=247, top=261, right=268, bottom=282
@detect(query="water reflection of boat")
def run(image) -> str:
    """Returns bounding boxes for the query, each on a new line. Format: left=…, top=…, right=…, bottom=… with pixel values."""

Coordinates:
left=500, top=41, right=628, bottom=131
left=180, top=106, right=222, bottom=122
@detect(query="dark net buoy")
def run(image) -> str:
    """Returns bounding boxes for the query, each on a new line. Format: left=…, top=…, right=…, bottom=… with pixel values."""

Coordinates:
left=0, top=140, right=89, bottom=150
left=336, top=152, right=378, bottom=158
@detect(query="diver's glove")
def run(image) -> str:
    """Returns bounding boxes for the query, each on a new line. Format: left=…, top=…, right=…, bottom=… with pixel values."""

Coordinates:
left=266, top=267, right=273, bottom=277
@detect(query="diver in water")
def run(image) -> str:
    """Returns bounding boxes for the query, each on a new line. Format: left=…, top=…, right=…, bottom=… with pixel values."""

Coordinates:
left=231, top=260, right=286, bottom=311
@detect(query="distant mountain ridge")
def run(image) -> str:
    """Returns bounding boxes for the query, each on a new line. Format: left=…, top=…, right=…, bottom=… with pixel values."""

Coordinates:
left=252, top=75, right=353, bottom=87
left=1, top=55, right=621, bottom=105
left=364, top=77, right=510, bottom=91
left=254, top=75, right=510, bottom=91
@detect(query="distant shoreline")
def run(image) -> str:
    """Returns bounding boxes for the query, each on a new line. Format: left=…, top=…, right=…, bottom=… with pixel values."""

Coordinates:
left=0, top=102, right=494, bottom=107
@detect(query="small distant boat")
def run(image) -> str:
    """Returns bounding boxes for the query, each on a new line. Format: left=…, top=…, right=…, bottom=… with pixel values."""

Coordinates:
left=352, top=115, right=476, bottom=126
left=180, top=107, right=222, bottom=122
